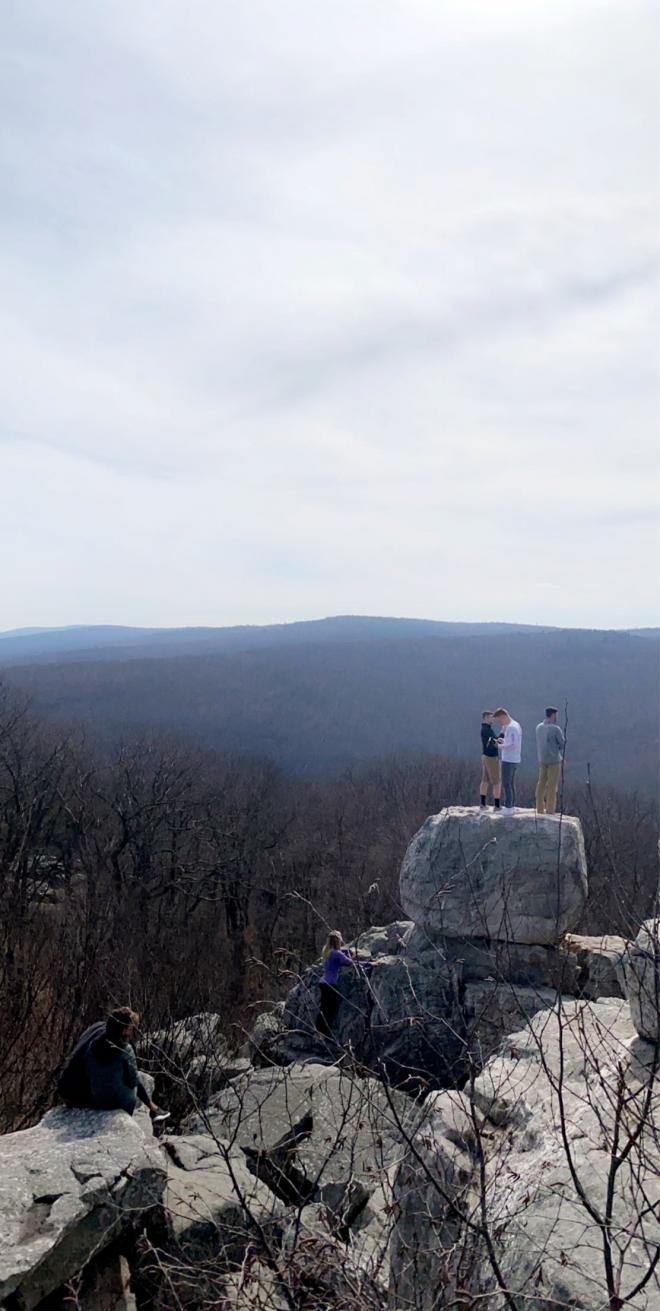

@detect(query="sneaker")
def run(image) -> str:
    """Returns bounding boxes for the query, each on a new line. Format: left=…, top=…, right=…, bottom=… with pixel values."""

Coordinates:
left=500, top=807, right=515, bottom=815
left=150, top=1108, right=171, bottom=1124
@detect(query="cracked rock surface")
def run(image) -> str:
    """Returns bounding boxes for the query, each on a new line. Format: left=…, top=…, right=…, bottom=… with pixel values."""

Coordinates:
left=0, top=1105, right=165, bottom=1310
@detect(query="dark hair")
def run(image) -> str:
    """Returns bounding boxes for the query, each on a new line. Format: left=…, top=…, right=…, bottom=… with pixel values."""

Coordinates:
left=106, top=1007, right=139, bottom=1044
left=545, top=707, right=558, bottom=718
left=482, top=710, right=494, bottom=719
left=493, top=707, right=509, bottom=718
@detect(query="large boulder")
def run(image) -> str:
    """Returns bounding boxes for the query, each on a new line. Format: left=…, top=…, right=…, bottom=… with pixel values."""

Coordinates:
left=622, top=919, right=660, bottom=1042
left=400, top=806, right=588, bottom=945
left=0, top=1106, right=165, bottom=1310
left=364, top=955, right=464, bottom=1088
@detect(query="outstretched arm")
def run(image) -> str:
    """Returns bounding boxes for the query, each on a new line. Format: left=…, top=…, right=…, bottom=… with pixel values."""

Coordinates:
left=337, top=949, right=356, bottom=967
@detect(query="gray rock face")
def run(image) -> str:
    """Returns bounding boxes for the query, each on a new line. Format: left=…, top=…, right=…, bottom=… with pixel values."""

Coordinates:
left=186, top=1062, right=423, bottom=1202
left=244, top=1004, right=287, bottom=1068
left=145, top=1012, right=227, bottom=1067
left=405, top=928, right=581, bottom=990
left=623, top=919, right=660, bottom=1041
left=278, top=948, right=464, bottom=1088
left=365, top=955, right=463, bottom=1087
left=0, top=1106, right=165, bottom=1310
left=221, top=1196, right=389, bottom=1310
left=350, top=921, right=413, bottom=957
left=463, top=980, right=559, bottom=1060
left=392, top=999, right=660, bottom=1310
left=562, top=932, right=626, bottom=999
left=390, top=1090, right=478, bottom=1309
left=161, top=1134, right=284, bottom=1267
left=400, top=806, right=588, bottom=944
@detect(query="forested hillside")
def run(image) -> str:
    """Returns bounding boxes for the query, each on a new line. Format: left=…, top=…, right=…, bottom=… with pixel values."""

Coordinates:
left=2, top=622, right=657, bottom=791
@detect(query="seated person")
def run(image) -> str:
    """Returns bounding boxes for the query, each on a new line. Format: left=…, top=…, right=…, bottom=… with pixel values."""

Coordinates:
left=58, top=1007, right=168, bottom=1121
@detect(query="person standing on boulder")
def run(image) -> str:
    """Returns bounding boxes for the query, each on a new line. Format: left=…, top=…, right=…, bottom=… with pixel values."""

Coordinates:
left=316, top=932, right=356, bottom=1037
left=479, top=711, right=501, bottom=810
left=315, top=931, right=382, bottom=1038
left=535, top=707, right=565, bottom=814
left=493, top=708, right=522, bottom=814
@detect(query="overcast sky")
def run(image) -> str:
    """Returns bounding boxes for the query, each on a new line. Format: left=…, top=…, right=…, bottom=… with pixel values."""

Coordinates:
left=1, top=0, right=658, bottom=630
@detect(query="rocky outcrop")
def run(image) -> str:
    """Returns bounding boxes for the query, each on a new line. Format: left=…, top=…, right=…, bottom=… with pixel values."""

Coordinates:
left=391, top=998, right=660, bottom=1310
left=221, top=1197, right=389, bottom=1310
left=0, top=1106, right=165, bottom=1310
left=166, top=1062, right=421, bottom=1307
left=389, top=1088, right=478, bottom=1308
left=5, top=810, right=653, bottom=1311
left=400, top=806, right=587, bottom=944
left=185, top=1062, right=423, bottom=1203
left=274, top=809, right=599, bottom=1084
left=279, top=952, right=463, bottom=1089
left=623, top=918, right=660, bottom=1042
left=404, top=928, right=581, bottom=989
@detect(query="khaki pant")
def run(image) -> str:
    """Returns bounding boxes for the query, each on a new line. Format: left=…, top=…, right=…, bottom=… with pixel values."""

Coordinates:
left=480, top=755, right=501, bottom=788
left=536, top=762, right=561, bottom=814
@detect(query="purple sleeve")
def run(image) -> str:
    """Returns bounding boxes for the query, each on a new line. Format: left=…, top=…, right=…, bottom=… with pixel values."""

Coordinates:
left=338, top=950, right=354, bottom=967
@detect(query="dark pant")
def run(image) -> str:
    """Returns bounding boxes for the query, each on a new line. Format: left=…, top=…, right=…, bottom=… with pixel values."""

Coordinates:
left=501, top=762, right=518, bottom=808
left=316, top=983, right=340, bottom=1037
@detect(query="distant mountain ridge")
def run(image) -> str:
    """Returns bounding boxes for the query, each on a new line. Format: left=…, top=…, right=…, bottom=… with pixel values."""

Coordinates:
left=0, top=614, right=653, bottom=666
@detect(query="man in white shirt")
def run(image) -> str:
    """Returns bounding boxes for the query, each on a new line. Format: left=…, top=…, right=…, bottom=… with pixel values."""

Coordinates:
left=493, top=708, right=523, bottom=814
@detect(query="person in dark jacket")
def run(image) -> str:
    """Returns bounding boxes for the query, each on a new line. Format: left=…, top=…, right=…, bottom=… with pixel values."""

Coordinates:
left=58, top=1007, right=168, bottom=1121
left=479, top=711, right=501, bottom=810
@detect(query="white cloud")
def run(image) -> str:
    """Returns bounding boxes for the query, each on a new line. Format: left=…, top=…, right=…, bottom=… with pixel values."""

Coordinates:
left=0, top=0, right=658, bottom=628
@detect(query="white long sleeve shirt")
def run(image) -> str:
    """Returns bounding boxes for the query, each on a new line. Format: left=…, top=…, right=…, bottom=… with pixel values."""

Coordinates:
left=500, top=719, right=522, bottom=764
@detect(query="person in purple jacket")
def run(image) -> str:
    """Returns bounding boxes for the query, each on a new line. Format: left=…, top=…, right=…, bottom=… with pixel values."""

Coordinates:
left=315, top=931, right=356, bottom=1037
left=315, top=929, right=382, bottom=1038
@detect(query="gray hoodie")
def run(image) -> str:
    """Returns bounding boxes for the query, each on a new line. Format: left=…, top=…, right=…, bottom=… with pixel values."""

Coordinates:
left=536, top=719, right=565, bottom=765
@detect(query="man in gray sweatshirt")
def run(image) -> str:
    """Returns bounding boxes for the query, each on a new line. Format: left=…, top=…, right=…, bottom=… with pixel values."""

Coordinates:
left=535, top=707, right=565, bottom=814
